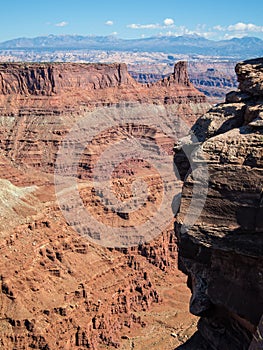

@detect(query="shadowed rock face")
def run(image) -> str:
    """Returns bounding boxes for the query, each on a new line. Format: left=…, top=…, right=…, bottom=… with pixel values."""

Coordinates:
left=174, top=57, right=263, bottom=349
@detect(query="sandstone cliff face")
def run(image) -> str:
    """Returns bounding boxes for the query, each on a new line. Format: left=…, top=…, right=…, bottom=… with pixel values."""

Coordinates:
left=0, top=61, right=209, bottom=173
left=156, top=61, right=191, bottom=87
left=174, top=57, right=263, bottom=349
left=0, top=61, right=194, bottom=96
left=0, top=61, right=206, bottom=108
left=0, top=63, right=134, bottom=96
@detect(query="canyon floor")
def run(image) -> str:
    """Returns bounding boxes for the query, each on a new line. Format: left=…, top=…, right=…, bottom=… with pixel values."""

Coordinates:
left=0, top=157, right=198, bottom=349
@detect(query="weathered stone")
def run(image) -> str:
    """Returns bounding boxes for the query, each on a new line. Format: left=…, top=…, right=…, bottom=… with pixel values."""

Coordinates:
left=236, top=57, right=263, bottom=96
left=190, top=102, right=246, bottom=142
left=249, top=314, right=263, bottom=350
left=175, top=57, right=263, bottom=349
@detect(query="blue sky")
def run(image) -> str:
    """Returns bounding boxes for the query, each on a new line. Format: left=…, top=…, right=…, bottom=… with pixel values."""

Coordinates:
left=1, top=0, right=263, bottom=42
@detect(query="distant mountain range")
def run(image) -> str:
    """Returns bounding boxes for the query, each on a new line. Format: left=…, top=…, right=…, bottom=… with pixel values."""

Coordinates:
left=0, top=34, right=263, bottom=58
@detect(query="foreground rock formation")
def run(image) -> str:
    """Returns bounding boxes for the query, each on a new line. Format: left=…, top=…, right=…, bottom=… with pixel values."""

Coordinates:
left=174, top=57, right=263, bottom=349
left=0, top=62, right=209, bottom=348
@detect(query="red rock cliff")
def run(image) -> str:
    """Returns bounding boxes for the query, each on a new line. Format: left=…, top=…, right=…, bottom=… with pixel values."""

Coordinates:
left=0, top=61, right=210, bottom=172
left=0, top=61, right=208, bottom=114
left=0, top=62, right=135, bottom=95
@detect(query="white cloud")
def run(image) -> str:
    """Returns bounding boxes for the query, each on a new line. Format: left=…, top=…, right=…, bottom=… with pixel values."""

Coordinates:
left=211, top=22, right=263, bottom=39
left=223, top=33, right=247, bottom=39
left=213, top=25, right=224, bottom=31
left=159, top=25, right=214, bottom=39
left=127, top=20, right=263, bottom=40
left=111, top=31, right=118, bottom=35
left=105, top=20, right=114, bottom=26
left=55, top=21, right=68, bottom=27
left=228, top=22, right=263, bottom=32
left=214, top=22, right=263, bottom=33
left=163, top=18, right=174, bottom=26
left=127, top=18, right=176, bottom=30
left=128, top=21, right=215, bottom=39
left=127, top=23, right=161, bottom=29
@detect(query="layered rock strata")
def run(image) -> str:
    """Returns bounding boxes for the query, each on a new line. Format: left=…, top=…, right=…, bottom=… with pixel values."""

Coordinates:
left=0, top=61, right=207, bottom=113
left=0, top=61, right=209, bottom=172
left=174, top=57, right=263, bottom=349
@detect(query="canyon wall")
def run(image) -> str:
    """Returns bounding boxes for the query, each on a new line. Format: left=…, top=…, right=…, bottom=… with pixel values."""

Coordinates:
left=174, top=57, right=263, bottom=349
left=0, top=61, right=209, bottom=172
left=0, top=62, right=135, bottom=95
left=0, top=61, right=209, bottom=349
left=0, top=61, right=207, bottom=111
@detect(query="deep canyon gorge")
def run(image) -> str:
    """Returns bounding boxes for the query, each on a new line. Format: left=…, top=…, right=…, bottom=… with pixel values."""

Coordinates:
left=0, top=57, right=262, bottom=350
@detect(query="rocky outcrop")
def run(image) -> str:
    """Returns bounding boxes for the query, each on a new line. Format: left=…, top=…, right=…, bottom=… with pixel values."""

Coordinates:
left=235, top=58, right=263, bottom=96
left=131, top=69, right=237, bottom=103
left=157, top=61, right=191, bottom=87
left=174, top=57, right=263, bottom=349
